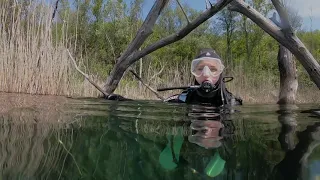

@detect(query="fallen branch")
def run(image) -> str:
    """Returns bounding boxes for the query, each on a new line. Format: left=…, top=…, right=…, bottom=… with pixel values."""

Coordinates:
left=67, top=49, right=108, bottom=97
left=129, top=69, right=165, bottom=100
left=68, top=49, right=165, bottom=100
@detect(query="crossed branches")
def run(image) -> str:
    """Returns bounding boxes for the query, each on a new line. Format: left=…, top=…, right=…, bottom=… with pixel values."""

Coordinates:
left=69, top=0, right=320, bottom=100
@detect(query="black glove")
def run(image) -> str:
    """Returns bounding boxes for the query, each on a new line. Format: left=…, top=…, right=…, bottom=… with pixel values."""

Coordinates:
left=105, top=94, right=128, bottom=101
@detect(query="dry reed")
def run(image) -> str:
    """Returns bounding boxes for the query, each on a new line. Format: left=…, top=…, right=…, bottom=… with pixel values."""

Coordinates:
left=0, top=0, right=101, bottom=97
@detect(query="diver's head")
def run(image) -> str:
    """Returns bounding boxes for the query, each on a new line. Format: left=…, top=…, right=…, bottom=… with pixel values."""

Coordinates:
left=191, top=48, right=224, bottom=86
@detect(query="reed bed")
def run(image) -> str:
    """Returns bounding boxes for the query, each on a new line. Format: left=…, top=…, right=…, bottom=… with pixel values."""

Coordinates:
left=0, top=0, right=101, bottom=97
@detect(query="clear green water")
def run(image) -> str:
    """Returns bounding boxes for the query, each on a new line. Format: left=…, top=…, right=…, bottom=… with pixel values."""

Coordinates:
left=1, top=98, right=320, bottom=180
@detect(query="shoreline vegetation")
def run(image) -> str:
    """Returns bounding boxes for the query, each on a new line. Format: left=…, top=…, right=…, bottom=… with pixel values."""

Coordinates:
left=1, top=0, right=320, bottom=104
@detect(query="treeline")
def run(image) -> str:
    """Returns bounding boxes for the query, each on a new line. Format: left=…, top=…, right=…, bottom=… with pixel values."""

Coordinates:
left=1, top=0, right=320, bottom=102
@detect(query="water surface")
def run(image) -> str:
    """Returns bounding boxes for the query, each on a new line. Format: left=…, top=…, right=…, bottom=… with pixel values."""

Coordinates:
left=0, top=93, right=319, bottom=179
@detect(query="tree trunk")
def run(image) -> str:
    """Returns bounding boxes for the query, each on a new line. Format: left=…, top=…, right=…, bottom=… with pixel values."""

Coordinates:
left=104, top=61, right=130, bottom=94
left=103, top=0, right=170, bottom=94
left=277, top=45, right=298, bottom=104
left=230, top=0, right=320, bottom=89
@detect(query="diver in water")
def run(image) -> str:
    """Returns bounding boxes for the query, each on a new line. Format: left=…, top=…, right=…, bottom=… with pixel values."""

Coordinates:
left=107, top=48, right=242, bottom=106
left=164, top=48, right=242, bottom=106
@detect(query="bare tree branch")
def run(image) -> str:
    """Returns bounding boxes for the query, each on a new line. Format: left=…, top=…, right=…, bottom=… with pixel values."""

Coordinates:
left=205, top=0, right=213, bottom=9
left=117, top=0, right=169, bottom=63
left=67, top=49, right=108, bottom=97
left=269, top=12, right=281, bottom=27
left=129, top=69, right=165, bottom=100
left=69, top=47, right=163, bottom=100
left=104, top=0, right=170, bottom=94
left=129, top=0, right=233, bottom=65
left=270, top=0, right=292, bottom=32
left=229, top=0, right=320, bottom=89
left=229, top=2, right=282, bottom=35
left=176, top=0, right=190, bottom=23
left=149, top=63, right=166, bottom=82
left=52, top=0, right=59, bottom=21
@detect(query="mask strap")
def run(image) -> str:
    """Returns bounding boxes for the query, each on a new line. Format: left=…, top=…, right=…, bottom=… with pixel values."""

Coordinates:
left=219, top=75, right=230, bottom=106
left=220, top=77, right=225, bottom=106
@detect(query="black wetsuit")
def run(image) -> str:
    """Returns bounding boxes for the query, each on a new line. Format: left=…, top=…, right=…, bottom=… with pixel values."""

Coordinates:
left=165, top=81, right=242, bottom=106
left=105, top=78, right=242, bottom=106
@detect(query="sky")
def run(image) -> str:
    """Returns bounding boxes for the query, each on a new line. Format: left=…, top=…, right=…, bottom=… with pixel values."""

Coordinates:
left=289, top=0, right=320, bottom=30
left=141, top=0, right=320, bottom=31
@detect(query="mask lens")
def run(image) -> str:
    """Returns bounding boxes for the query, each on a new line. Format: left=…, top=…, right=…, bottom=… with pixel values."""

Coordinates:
left=202, top=66, right=211, bottom=76
left=191, top=58, right=224, bottom=77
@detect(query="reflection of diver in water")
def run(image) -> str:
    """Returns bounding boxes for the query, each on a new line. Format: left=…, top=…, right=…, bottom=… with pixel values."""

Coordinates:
left=272, top=106, right=320, bottom=180
left=158, top=105, right=236, bottom=178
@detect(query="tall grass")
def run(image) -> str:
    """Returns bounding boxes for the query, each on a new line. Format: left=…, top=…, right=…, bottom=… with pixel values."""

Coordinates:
left=0, top=0, right=101, bottom=97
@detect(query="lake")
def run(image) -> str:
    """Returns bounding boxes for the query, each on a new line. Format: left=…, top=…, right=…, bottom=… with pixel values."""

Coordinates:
left=0, top=93, right=319, bottom=180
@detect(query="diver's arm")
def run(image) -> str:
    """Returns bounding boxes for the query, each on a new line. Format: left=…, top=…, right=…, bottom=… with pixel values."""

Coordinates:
left=104, top=94, right=132, bottom=101
left=224, top=89, right=243, bottom=106
left=164, top=94, right=185, bottom=103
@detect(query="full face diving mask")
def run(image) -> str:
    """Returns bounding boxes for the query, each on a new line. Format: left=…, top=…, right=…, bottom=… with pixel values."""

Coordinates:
left=191, top=58, right=225, bottom=78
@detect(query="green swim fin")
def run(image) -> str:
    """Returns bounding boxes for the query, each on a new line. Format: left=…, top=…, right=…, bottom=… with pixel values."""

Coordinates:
left=159, top=129, right=184, bottom=170
left=204, top=151, right=226, bottom=177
